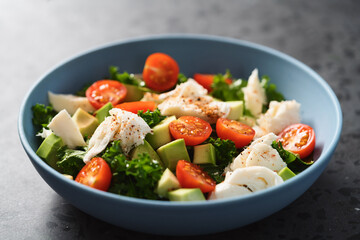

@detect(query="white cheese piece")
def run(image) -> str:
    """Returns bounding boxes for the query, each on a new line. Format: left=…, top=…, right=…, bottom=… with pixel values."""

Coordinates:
left=256, top=100, right=301, bottom=136
left=83, top=116, right=116, bottom=163
left=83, top=108, right=152, bottom=163
left=209, top=166, right=283, bottom=200
left=48, top=109, right=86, bottom=149
left=208, top=182, right=252, bottom=200
left=242, top=69, right=266, bottom=118
left=157, top=79, right=230, bottom=123
left=245, top=143, right=287, bottom=171
left=158, top=96, right=230, bottom=124
left=230, top=133, right=286, bottom=172
left=225, top=166, right=284, bottom=192
left=48, top=91, right=95, bottom=115
left=142, top=79, right=208, bottom=103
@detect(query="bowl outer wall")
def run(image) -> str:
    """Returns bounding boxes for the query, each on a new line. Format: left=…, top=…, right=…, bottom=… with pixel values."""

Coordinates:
left=18, top=34, right=342, bottom=235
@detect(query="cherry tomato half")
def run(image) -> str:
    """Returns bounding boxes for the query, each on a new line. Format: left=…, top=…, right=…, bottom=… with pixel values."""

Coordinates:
left=75, top=157, right=112, bottom=191
left=115, top=101, right=156, bottom=114
left=176, top=160, right=216, bottom=193
left=277, top=123, right=316, bottom=159
left=169, top=116, right=212, bottom=146
left=193, top=73, right=232, bottom=92
left=86, top=80, right=127, bottom=109
left=216, top=118, right=255, bottom=148
left=143, top=53, right=179, bottom=92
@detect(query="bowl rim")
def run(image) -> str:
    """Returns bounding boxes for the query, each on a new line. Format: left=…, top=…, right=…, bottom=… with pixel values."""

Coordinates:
left=18, top=33, right=343, bottom=207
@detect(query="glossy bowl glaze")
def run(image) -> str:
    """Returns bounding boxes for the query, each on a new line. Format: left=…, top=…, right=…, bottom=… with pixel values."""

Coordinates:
left=18, top=35, right=342, bottom=236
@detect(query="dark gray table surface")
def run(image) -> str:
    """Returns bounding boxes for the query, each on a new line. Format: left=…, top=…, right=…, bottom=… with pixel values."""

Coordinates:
left=1, top=0, right=359, bottom=239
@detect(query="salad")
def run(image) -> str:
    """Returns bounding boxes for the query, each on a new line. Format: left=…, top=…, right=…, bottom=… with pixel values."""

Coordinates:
left=32, top=52, right=316, bottom=201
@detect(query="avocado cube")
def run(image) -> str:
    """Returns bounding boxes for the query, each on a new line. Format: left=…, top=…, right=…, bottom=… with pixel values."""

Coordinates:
left=156, top=139, right=190, bottom=171
left=226, top=101, right=244, bottom=120
left=146, top=116, right=176, bottom=150
left=130, top=140, right=163, bottom=166
left=36, top=133, right=64, bottom=170
left=278, top=167, right=296, bottom=181
left=193, top=143, right=216, bottom=165
left=156, top=168, right=181, bottom=198
left=168, top=188, right=206, bottom=201
left=72, top=108, right=99, bottom=137
left=94, top=102, right=113, bottom=123
left=123, top=83, right=146, bottom=102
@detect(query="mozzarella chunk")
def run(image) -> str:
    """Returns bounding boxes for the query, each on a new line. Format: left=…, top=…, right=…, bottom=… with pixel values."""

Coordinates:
left=158, top=78, right=208, bottom=100
left=157, top=79, right=230, bottom=123
left=230, top=133, right=286, bottom=172
left=256, top=100, right=300, bottom=136
left=158, top=96, right=229, bottom=123
left=226, top=166, right=283, bottom=192
left=208, top=182, right=251, bottom=200
left=83, top=108, right=152, bottom=163
left=48, top=110, right=86, bottom=149
left=48, top=91, right=95, bottom=115
left=242, top=69, right=266, bottom=117
left=245, top=143, right=287, bottom=171
left=209, top=166, right=283, bottom=200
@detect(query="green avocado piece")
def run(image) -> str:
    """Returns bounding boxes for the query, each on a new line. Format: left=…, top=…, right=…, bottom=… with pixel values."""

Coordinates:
left=193, top=143, right=216, bottom=165
left=130, top=140, right=162, bottom=166
left=72, top=108, right=99, bottom=137
left=146, top=116, right=176, bottom=150
left=94, top=102, right=113, bottom=123
left=226, top=101, right=244, bottom=120
left=168, top=188, right=206, bottom=201
left=278, top=167, right=296, bottom=181
left=156, top=168, right=181, bottom=198
left=156, top=139, right=190, bottom=171
left=36, top=133, right=64, bottom=170
left=123, top=83, right=147, bottom=102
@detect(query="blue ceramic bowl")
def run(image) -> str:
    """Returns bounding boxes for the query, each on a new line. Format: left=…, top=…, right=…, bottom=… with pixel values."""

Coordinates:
left=18, top=35, right=342, bottom=236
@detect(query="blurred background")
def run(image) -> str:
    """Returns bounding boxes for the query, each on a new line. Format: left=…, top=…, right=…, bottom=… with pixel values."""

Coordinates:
left=1, top=0, right=359, bottom=239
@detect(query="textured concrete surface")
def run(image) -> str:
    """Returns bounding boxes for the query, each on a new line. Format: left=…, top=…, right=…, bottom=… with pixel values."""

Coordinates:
left=1, top=0, right=359, bottom=239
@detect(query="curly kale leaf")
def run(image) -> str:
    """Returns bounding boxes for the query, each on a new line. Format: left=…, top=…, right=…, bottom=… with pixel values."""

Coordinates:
left=210, top=71, right=247, bottom=101
left=56, top=146, right=86, bottom=177
left=31, top=103, right=56, bottom=129
left=102, top=140, right=164, bottom=199
left=101, top=140, right=127, bottom=172
left=109, top=66, right=143, bottom=86
left=138, top=109, right=166, bottom=128
left=271, top=141, right=313, bottom=173
left=202, top=138, right=237, bottom=183
left=208, top=137, right=237, bottom=166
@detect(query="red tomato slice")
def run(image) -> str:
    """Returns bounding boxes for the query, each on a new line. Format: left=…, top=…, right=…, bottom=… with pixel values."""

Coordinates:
left=115, top=101, right=156, bottom=114
left=277, top=123, right=316, bottom=159
left=143, top=53, right=179, bottom=92
left=169, top=116, right=212, bottom=146
left=176, top=160, right=216, bottom=193
left=86, top=80, right=127, bottom=109
left=193, top=73, right=232, bottom=92
left=75, top=157, right=112, bottom=191
left=216, top=118, right=255, bottom=148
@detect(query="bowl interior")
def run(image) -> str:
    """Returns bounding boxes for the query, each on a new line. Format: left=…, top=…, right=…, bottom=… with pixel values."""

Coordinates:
left=18, top=35, right=342, bottom=235
left=22, top=35, right=341, bottom=161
